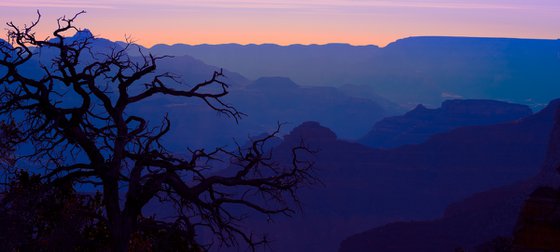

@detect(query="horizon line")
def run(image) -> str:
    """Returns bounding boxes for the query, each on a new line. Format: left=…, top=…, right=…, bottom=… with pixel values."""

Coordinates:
left=3, top=30, right=558, bottom=48
left=120, top=35, right=560, bottom=49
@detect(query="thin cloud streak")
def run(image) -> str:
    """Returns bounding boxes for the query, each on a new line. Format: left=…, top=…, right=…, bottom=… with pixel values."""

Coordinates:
left=2, top=0, right=530, bottom=11
left=112, top=0, right=530, bottom=11
left=0, top=1, right=115, bottom=9
left=0, top=0, right=558, bottom=47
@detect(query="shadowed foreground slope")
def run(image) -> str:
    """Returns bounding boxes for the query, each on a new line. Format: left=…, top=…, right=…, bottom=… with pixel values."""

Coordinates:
left=339, top=102, right=560, bottom=252
left=239, top=100, right=559, bottom=252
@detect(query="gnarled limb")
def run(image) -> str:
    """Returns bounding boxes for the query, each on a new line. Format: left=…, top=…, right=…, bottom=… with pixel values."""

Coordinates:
left=0, top=11, right=315, bottom=251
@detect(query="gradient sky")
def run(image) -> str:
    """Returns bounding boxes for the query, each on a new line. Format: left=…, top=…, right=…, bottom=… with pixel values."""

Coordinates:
left=1, top=0, right=559, bottom=47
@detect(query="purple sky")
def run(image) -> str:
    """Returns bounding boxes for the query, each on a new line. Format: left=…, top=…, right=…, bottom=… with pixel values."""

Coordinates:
left=1, top=0, right=559, bottom=46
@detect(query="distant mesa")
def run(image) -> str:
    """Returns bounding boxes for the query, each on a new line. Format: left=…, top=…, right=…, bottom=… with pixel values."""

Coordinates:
left=359, top=99, right=533, bottom=148
left=233, top=77, right=388, bottom=140
left=249, top=76, right=300, bottom=90
left=74, top=29, right=93, bottom=39
left=140, top=36, right=560, bottom=109
left=258, top=99, right=558, bottom=251
left=440, top=99, right=531, bottom=116
left=283, top=121, right=338, bottom=143
left=338, top=99, right=560, bottom=252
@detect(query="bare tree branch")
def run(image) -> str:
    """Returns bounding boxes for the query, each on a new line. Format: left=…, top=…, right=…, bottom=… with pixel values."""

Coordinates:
left=0, top=11, right=315, bottom=252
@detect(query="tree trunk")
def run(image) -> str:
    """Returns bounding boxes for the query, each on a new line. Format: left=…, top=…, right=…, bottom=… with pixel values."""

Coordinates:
left=111, top=216, right=135, bottom=252
left=104, top=173, right=133, bottom=252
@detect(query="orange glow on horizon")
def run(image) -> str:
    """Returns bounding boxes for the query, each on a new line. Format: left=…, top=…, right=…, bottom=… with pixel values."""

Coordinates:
left=0, top=0, right=559, bottom=48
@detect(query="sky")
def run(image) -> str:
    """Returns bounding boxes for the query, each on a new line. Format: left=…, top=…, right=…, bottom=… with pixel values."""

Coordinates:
left=0, top=0, right=559, bottom=47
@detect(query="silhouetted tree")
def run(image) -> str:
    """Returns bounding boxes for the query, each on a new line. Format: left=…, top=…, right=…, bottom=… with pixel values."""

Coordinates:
left=0, top=11, right=314, bottom=251
left=0, top=120, right=17, bottom=166
left=0, top=170, right=109, bottom=251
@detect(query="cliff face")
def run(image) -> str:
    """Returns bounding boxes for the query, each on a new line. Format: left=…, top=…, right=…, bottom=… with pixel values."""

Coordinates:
left=359, top=99, right=532, bottom=149
left=512, top=187, right=560, bottom=251
left=511, top=108, right=560, bottom=251
left=339, top=100, right=560, bottom=252
left=242, top=100, right=556, bottom=252
left=534, top=106, right=560, bottom=186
